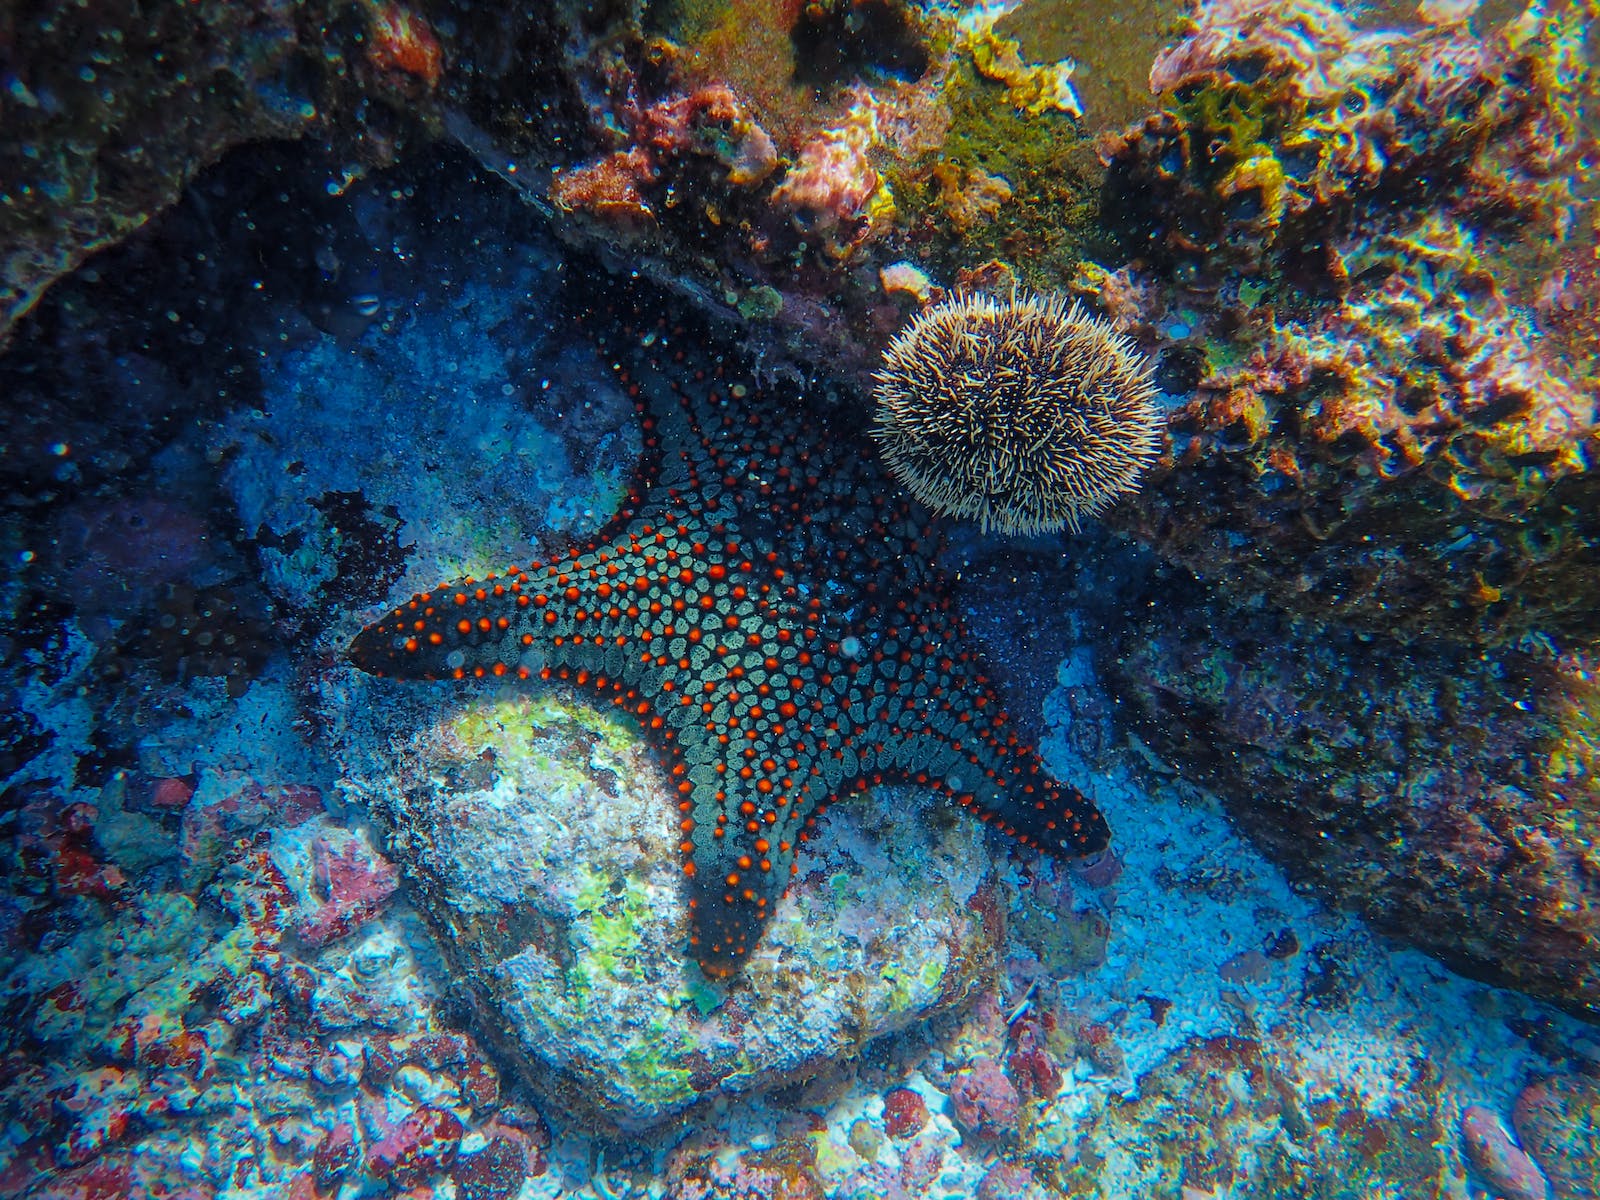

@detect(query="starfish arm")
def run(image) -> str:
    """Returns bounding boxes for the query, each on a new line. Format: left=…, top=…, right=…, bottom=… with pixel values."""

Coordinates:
left=679, top=764, right=820, bottom=976
left=845, top=597, right=1110, bottom=859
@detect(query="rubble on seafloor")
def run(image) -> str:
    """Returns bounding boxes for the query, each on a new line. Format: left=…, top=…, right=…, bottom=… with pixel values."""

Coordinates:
left=6, top=617, right=1600, bottom=1197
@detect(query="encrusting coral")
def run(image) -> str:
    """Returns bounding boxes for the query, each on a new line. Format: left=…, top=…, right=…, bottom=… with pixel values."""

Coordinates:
left=873, top=292, right=1162, bottom=535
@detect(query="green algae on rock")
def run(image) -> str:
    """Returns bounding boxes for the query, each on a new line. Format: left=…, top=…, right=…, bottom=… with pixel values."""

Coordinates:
left=335, top=688, right=1003, bottom=1132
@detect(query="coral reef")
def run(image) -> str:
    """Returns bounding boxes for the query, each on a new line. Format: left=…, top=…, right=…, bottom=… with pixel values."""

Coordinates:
left=551, top=82, right=780, bottom=239
left=522, top=0, right=1119, bottom=384
left=0, top=766, right=534, bottom=1198
left=5, top=62, right=1599, bottom=1197
left=1049, top=1034, right=1456, bottom=1198
left=1094, top=0, right=1599, bottom=643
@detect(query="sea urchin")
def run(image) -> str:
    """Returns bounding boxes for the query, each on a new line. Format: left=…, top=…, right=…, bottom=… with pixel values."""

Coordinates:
left=873, top=292, right=1162, bottom=535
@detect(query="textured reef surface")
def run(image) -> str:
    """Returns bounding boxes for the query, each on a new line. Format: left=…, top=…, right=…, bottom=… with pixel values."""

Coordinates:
left=6, top=0, right=1595, bottom=643
left=2, top=0, right=1599, bottom=1197
left=1096, top=0, right=1600, bottom=646
left=1107, top=571, right=1600, bottom=1021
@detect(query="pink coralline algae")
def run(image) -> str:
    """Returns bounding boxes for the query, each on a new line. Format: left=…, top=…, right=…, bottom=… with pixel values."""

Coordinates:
left=1461, top=1104, right=1550, bottom=1200
left=1006, top=1011, right=1064, bottom=1103
left=882, top=1086, right=929, bottom=1139
left=552, top=84, right=777, bottom=236
left=179, top=772, right=323, bottom=887
left=22, top=1158, right=137, bottom=1200
left=292, top=835, right=399, bottom=947
left=15, top=797, right=126, bottom=901
left=768, top=95, right=891, bottom=260
left=450, top=1134, right=531, bottom=1200
left=0, top=742, right=530, bottom=1199
left=312, top=1121, right=360, bottom=1191
left=1071, top=847, right=1124, bottom=889
left=49, top=1066, right=142, bottom=1166
left=978, top=1161, right=1041, bottom=1200
left=1512, top=1075, right=1600, bottom=1200
left=1536, top=229, right=1600, bottom=377
left=147, top=775, right=195, bottom=812
left=949, top=1055, right=1022, bottom=1140
left=366, top=1105, right=464, bottom=1190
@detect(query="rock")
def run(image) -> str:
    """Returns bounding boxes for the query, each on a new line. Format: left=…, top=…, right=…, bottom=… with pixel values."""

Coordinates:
left=1106, top=595, right=1600, bottom=1021
left=213, top=245, right=636, bottom=621
left=978, top=1162, right=1039, bottom=1200
left=1071, top=848, right=1123, bottom=889
left=848, top=1117, right=883, bottom=1162
left=333, top=689, right=1000, bottom=1132
left=312, top=1121, right=360, bottom=1191
left=1513, top=1076, right=1600, bottom=1200
left=949, top=1056, right=1021, bottom=1140
left=1005, top=1012, right=1063, bottom=1103
left=1461, top=1104, right=1549, bottom=1200
left=292, top=834, right=399, bottom=947
left=882, top=1087, right=928, bottom=1139
left=179, top=771, right=323, bottom=888
left=366, top=1106, right=463, bottom=1190
left=1056, top=1035, right=1452, bottom=1196
left=49, top=1066, right=142, bottom=1166
left=451, top=1136, right=529, bottom=1200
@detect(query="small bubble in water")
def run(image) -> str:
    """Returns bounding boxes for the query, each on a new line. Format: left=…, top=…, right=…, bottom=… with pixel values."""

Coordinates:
left=352, top=294, right=381, bottom=317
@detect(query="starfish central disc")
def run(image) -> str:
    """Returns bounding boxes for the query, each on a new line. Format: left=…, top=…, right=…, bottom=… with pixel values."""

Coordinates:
left=350, top=303, right=1110, bottom=976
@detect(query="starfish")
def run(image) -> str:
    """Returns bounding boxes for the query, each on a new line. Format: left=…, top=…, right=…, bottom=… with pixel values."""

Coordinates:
left=349, top=302, right=1110, bottom=977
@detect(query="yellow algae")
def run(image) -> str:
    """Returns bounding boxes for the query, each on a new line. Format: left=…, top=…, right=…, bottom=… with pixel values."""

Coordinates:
left=966, top=17, right=1082, bottom=118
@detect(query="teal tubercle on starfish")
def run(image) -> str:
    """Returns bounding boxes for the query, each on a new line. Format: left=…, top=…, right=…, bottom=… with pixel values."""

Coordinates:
left=349, top=300, right=1110, bottom=977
